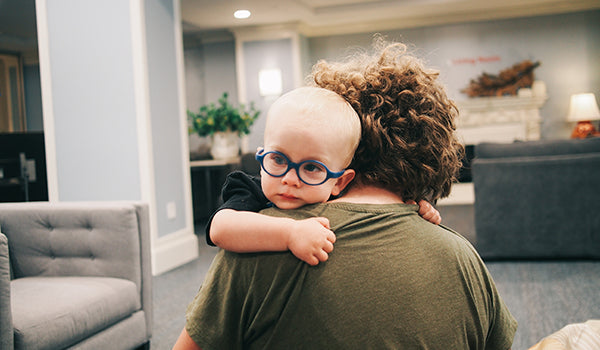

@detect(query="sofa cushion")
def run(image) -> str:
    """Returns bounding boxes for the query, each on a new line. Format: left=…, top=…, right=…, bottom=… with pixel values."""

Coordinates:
left=11, top=276, right=140, bottom=350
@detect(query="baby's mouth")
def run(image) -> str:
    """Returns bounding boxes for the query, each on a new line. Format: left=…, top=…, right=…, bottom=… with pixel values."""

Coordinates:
left=279, top=193, right=298, bottom=200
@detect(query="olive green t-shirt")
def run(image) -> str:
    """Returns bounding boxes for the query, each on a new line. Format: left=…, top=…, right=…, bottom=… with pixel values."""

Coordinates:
left=186, top=202, right=517, bottom=349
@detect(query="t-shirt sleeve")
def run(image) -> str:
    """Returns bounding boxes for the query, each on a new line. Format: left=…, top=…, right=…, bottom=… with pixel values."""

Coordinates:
left=185, top=250, right=247, bottom=349
left=204, top=170, right=269, bottom=246
left=469, top=253, right=517, bottom=350
left=484, top=281, right=518, bottom=350
left=454, top=234, right=518, bottom=350
left=184, top=249, right=302, bottom=349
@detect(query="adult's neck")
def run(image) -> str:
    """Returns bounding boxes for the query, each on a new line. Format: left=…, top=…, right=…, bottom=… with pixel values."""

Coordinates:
left=332, top=185, right=404, bottom=205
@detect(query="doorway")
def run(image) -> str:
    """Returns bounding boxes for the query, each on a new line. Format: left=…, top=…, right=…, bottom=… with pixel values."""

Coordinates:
left=0, top=54, right=26, bottom=132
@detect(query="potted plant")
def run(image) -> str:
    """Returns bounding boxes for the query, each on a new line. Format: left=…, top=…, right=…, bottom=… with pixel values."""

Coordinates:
left=188, top=92, right=260, bottom=159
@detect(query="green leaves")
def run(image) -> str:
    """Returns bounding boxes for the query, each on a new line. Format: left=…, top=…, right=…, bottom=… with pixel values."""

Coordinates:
left=188, top=92, right=260, bottom=137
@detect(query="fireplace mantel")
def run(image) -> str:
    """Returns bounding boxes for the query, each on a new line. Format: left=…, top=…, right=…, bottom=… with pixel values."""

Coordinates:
left=439, top=83, right=548, bottom=205
left=455, top=85, right=547, bottom=145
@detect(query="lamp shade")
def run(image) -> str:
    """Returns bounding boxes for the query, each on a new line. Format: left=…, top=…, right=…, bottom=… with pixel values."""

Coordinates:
left=567, top=93, right=600, bottom=122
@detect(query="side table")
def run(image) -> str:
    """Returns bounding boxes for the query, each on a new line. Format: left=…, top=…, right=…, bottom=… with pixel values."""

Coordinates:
left=190, top=157, right=241, bottom=224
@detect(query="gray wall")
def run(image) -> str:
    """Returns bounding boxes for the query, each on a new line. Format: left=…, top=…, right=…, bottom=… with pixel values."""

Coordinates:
left=242, top=38, right=295, bottom=150
left=185, top=10, right=600, bottom=141
left=46, top=0, right=142, bottom=201
left=184, top=38, right=296, bottom=152
left=42, top=0, right=191, bottom=242
left=184, top=41, right=238, bottom=114
left=184, top=40, right=238, bottom=154
left=308, top=10, right=600, bottom=139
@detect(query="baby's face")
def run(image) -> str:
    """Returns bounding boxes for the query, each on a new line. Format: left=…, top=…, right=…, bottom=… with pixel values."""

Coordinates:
left=260, top=111, right=352, bottom=210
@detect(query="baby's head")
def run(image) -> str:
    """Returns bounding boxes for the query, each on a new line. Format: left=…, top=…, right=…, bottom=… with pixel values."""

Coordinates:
left=258, top=86, right=361, bottom=209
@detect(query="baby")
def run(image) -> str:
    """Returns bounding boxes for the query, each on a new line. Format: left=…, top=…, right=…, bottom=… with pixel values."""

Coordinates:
left=207, top=86, right=440, bottom=265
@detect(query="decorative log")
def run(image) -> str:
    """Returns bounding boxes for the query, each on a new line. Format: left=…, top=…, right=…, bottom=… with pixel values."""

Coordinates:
left=461, top=60, right=541, bottom=97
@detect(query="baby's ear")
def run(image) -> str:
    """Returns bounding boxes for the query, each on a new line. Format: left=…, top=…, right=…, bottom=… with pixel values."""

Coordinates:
left=331, top=169, right=355, bottom=196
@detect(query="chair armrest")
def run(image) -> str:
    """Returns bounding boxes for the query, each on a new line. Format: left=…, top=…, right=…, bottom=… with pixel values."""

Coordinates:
left=132, top=202, right=153, bottom=339
left=0, top=232, right=13, bottom=349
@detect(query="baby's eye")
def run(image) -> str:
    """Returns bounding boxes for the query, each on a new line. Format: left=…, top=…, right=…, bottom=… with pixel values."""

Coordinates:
left=272, top=154, right=287, bottom=165
left=303, top=162, right=325, bottom=173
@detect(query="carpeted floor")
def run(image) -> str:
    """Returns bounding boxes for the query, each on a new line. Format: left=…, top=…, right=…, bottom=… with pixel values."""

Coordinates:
left=487, top=261, right=600, bottom=350
left=151, top=242, right=219, bottom=350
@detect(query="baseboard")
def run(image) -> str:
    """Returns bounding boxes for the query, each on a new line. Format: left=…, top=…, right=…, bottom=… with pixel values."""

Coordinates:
left=152, top=229, right=199, bottom=275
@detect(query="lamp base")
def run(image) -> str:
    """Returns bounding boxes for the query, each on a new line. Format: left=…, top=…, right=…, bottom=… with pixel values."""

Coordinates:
left=571, top=120, right=597, bottom=139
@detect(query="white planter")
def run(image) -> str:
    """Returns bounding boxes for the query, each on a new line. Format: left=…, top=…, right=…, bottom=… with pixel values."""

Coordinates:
left=240, top=134, right=250, bottom=154
left=210, top=131, right=240, bottom=159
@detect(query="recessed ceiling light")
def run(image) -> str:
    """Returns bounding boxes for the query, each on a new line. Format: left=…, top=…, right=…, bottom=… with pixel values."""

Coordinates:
left=234, top=10, right=251, bottom=19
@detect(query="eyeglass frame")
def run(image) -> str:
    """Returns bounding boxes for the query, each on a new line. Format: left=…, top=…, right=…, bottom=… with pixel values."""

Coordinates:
left=255, top=149, right=346, bottom=186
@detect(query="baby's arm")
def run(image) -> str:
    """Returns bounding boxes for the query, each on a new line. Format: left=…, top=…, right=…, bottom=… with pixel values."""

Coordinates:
left=206, top=171, right=335, bottom=265
left=208, top=172, right=440, bottom=266
left=210, top=209, right=335, bottom=266
left=210, top=199, right=440, bottom=265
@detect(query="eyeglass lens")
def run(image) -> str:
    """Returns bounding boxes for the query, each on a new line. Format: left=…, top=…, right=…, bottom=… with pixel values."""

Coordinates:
left=262, top=152, right=328, bottom=185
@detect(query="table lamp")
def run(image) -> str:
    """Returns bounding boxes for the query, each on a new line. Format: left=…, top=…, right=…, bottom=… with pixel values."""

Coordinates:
left=568, top=93, right=600, bottom=139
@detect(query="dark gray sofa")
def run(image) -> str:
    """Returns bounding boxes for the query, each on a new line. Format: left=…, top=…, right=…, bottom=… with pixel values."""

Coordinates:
left=0, top=202, right=153, bottom=350
left=473, top=137, right=600, bottom=260
left=471, top=138, right=600, bottom=349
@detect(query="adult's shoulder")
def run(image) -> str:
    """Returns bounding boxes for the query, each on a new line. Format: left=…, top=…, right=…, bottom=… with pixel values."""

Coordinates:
left=260, top=203, right=330, bottom=219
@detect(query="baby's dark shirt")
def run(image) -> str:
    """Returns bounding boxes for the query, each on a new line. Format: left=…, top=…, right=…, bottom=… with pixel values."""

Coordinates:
left=205, top=170, right=269, bottom=246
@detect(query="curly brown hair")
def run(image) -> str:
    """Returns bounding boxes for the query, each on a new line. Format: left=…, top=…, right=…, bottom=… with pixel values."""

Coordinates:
left=310, top=40, right=464, bottom=202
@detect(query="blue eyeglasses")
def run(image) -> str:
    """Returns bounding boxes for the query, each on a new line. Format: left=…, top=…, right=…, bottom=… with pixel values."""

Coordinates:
left=255, top=149, right=346, bottom=186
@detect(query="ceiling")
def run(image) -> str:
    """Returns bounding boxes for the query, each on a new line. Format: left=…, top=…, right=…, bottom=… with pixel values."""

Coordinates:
left=1, top=0, right=600, bottom=53
left=180, top=0, right=600, bottom=37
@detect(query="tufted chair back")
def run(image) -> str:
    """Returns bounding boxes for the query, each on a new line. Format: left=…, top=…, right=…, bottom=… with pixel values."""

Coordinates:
left=0, top=201, right=153, bottom=350
left=2, top=203, right=143, bottom=284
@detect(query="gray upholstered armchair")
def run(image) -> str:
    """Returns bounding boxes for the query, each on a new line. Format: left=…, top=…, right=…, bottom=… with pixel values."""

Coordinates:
left=0, top=202, right=152, bottom=350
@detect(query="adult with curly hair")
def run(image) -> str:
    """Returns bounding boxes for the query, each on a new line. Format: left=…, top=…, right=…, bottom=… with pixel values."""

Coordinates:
left=312, top=41, right=464, bottom=203
left=174, top=41, right=517, bottom=350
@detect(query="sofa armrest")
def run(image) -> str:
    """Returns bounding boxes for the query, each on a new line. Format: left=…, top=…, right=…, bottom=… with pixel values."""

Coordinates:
left=0, top=232, right=13, bottom=349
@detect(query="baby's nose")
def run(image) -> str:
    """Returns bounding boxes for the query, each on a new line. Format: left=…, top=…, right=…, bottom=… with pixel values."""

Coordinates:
left=281, top=168, right=301, bottom=186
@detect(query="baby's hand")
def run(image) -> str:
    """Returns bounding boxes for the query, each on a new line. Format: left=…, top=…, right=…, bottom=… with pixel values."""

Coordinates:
left=287, top=217, right=336, bottom=266
left=408, top=200, right=441, bottom=225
